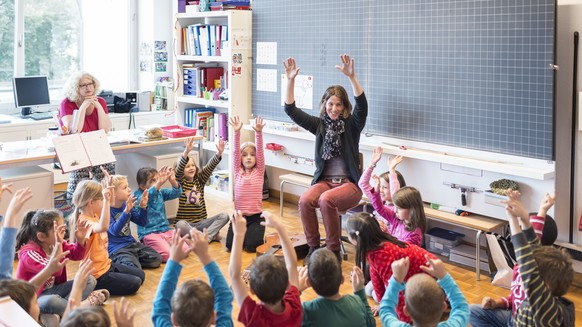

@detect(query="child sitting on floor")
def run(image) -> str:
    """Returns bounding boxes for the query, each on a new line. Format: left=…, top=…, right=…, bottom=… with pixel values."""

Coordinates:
left=379, top=256, right=469, bottom=326
left=174, top=137, right=229, bottom=243
left=229, top=211, right=302, bottom=326
left=299, top=248, right=375, bottom=326
left=152, top=227, right=233, bottom=327
left=134, top=166, right=185, bottom=262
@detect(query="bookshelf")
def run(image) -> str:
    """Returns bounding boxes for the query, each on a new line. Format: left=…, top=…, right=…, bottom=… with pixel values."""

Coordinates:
left=173, top=9, right=252, bottom=200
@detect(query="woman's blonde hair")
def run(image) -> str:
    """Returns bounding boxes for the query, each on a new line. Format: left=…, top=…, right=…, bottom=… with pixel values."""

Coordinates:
left=69, top=180, right=103, bottom=242
left=62, top=71, right=101, bottom=103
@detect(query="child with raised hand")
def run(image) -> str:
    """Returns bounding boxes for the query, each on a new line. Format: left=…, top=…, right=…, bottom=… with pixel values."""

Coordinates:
left=0, top=176, right=13, bottom=224
left=108, top=174, right=162, bottom=270
left=134, top=165, right=184, bottom=262
left=380, top=256, right=469, bottom=326
left=0, top=187, right=31, bottom=280
left=152, top=227, right=233, bottom=327
left=71, top=178, right=143, bottom=295
left=359, top=146, right=425, bottom=247
left=299, top=249, right=375, bottom=327
left=229, top=210, right=302, bottom=326
left=469, top=191, right=561, bottom=327
left=15, top=205, right=112, bottom=317
left=358, top=146, right=405, bottom=232
left=500, top=190, right=574, bottom=327
left=346, top=212, right=434, bottom=322
left=174, top=137, right=229, bottom=243
left=225, top=115, right=266, bottom=252
left=61, top=260, right=135, bottom=327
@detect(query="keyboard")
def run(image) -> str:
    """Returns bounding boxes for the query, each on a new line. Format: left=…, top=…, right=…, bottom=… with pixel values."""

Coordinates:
left=26, top=112, right=54, bottom=121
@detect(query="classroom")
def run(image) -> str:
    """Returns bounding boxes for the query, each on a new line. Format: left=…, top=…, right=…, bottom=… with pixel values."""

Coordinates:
left=0, top=0, right=582, bottom=326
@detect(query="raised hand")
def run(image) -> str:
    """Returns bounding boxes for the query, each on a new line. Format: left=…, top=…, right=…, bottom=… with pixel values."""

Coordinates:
left=420, top=254, right=447, bottom=280
left=502, top=190, right=528, bottom=222
left=138, top=192, right=148, bottom=208
left=215, top=137, right=226, bottom=156
left=538, top=192, right=556, bottom=216
left=231, top=210, right=247, bottom=236
left=189, top=228, right=211, bottom=264
left=47, top=225, right=70, bottom=274
left=157, top=166, right=170, bottom=185
left=391, top=257, right=409, bottom=283
left=253, top=116, right=265, bottom=132
left=4, top=187, right=32, bottom=228
left=125, top=195, right=137, bottom=213
left=229, top=115, right=243, bottom=132
left=101, top=176, right=114, bottom=202
left=351, top=266, right=365, bottom=292
left=388, top=155, right=403, bottom=172
left=55, top=220, right=66, bottom=244
left=74, top=218, right=91, bottom=242
left=0, top=177, right=13, bottom=204
left=169, top=228, right=192, bottom=263
left=259, top=211, right=281, bottom=230
left=113, top=297, right=136, bottom=327
left=184, top=137, right=196, bottom=155
left=297, top=266, right=309, bottom=292
left=335, top=54, right=356, bottom=78
left=167, top=167, right=177, bottom=184
left=370, top=146, right=383, bottom=166
left=283, top=57, right=300, bottom=80
left=371, top=174, right=381, bottom=193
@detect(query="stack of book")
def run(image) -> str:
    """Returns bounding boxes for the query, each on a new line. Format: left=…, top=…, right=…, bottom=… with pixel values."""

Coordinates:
left=209, top=1, right=251, bottom=11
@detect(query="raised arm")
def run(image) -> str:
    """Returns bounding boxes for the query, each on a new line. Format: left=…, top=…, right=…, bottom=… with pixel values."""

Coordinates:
left=91, top=177, right=113, bottom=233
left=228, top=211, right=249, bottom=306
left=62, top=259, right=94, bottom=318
left=253, top=116, right=265, bottom=171
left=335, top=54, right=363, bottom=97
left=261, top=212, right=298, bottom=287
left=229, top=116, right=243, bottom=176
left=283, top=57, right=300, bottom=105
left=1, top=188, right=32, bottom=280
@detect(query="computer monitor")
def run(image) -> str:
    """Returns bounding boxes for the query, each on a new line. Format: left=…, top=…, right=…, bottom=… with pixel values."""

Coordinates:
left=12, top=76, right=51, bottom=116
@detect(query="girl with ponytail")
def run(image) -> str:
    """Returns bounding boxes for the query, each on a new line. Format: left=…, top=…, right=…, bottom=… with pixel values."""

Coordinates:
left=346, top=212, right=434, bottom=323
left=15, top=208, right=108, bottom=317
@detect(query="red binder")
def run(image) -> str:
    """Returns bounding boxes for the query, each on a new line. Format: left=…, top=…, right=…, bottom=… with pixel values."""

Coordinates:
left=201, top=67, right=224, bottom=90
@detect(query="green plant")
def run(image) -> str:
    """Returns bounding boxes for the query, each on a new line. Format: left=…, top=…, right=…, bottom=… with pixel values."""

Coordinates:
left=489, top=179, right=519, bottom=195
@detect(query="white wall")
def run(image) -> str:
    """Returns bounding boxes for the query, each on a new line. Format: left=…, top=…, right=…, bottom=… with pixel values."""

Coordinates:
left=137, top=0, right=173, bottom=93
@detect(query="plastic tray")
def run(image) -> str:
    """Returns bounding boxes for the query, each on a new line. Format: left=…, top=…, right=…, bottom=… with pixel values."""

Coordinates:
left=160, top=125, right=197, bottom=138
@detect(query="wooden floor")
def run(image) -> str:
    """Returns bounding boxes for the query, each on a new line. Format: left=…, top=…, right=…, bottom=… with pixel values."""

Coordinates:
left=54, top=193, right=582, bottom=327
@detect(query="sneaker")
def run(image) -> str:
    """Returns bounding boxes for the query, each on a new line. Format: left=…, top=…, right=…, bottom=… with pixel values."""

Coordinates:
left=87, top=289, right=110, bottom=306
left=303, top=245, right=321, bottom=266
left=175, top=220, right=193, bottom=237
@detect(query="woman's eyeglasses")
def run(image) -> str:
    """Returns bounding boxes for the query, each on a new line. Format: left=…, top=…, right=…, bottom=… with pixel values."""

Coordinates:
left=79, top=82, right=94, bottom=89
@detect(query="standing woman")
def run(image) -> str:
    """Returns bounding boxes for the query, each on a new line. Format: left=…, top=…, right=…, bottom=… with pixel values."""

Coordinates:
left=283, top=55, right=367, bottom=263
left=58, top=72, right=114, bottom=197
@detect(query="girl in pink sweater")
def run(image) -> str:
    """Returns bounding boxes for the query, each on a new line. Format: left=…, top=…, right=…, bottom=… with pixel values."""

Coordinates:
left=225, top=115, right=266, bottom=252
left=16, top=210, right=108, bottom=317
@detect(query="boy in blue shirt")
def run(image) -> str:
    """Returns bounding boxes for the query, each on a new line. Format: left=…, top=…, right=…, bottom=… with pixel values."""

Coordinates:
left=152, top=228, right=233, bottom=327
left=108, top=174, right=162, bottom=270
left=379, top=256, right=470, bottom=327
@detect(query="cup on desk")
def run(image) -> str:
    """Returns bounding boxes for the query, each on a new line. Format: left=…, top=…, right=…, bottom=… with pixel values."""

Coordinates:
left=21, top=107, right=31, bottom=116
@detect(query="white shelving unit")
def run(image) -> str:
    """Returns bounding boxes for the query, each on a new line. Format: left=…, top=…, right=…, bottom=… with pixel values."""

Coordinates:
left=173, top=10, right=252, bottom=200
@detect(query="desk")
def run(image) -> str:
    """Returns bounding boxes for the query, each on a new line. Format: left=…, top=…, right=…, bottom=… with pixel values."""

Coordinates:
left=424, top=205, right=507, bottom=280
left=0, top=132, right=204, bottom=170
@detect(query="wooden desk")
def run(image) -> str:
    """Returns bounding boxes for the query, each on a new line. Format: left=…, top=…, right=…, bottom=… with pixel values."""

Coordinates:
left=424, top=205, right=507, bottom=280
left=0, top=134, right=204, bottom=169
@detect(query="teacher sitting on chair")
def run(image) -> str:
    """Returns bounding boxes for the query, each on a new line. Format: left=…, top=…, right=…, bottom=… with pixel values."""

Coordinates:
left=59, top=71, right=114, bottom=197
left=283, top=55, right=367, bottom=264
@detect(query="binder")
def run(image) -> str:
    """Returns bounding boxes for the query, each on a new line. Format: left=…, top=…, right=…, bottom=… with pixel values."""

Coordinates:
left=209, top=25, right=217, bottom=56
left=197, top=24, right=210, bottom=56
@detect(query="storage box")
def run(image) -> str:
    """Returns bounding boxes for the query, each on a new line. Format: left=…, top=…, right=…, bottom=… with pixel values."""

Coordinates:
left=161, top=125, right=198, bottom=138
left=449, top=244, right=490, bottom=273
left=425, top=227, right=465, bottom=256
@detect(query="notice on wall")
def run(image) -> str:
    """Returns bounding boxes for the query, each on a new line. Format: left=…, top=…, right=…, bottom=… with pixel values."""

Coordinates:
left=281, top=74, right=313, bottom=110
left=256, top=42, right=277, bottom=65
left=256, top=69, right=277, bottom=92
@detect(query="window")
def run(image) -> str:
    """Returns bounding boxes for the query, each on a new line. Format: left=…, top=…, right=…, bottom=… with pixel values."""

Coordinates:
left=0, top=0, right=135, bottom=112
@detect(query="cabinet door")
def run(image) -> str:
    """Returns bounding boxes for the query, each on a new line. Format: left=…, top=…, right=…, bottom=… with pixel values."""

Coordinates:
left=29, top=122, right=56, bottom=140
left=0, top=129, right=29, bottom=141
left=110, top=115, right=130, bottom=131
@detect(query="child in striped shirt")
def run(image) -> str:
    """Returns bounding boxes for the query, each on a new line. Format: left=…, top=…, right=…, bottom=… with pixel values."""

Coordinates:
left=174, top=137, right=229, bottom=242
left=225, top=115, right=266, bottom=252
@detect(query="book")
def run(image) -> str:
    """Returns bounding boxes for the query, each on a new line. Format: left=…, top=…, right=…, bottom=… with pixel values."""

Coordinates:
left=52, top=129, right=117, bottom=173
left=201, top=67, right=224, bottom=90
left=70, top=105, right=88, bottom=134
left=0, top=296, right=41, bottom=326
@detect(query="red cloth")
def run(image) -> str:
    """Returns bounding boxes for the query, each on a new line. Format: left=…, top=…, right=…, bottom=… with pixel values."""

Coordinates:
left=58, top=97, right=108, bottom=133
left=238, top=285, right=302, bottom=327
left=368, top=241, right=434, bottom=323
